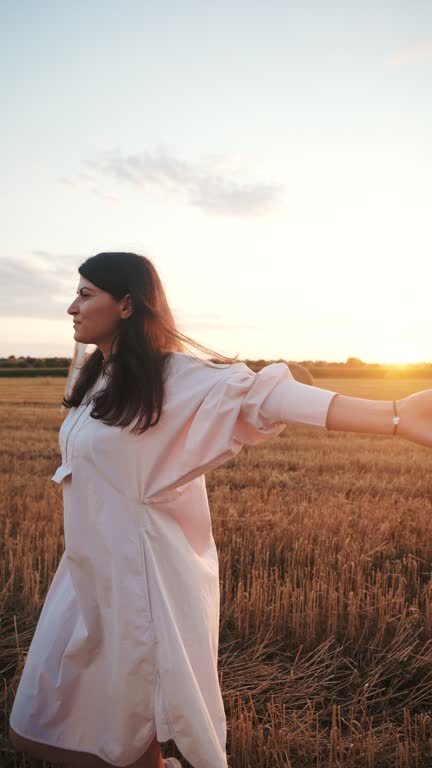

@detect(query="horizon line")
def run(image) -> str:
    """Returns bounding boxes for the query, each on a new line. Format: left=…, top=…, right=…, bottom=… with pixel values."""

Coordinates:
left=2, top=355, right=432, bottom=367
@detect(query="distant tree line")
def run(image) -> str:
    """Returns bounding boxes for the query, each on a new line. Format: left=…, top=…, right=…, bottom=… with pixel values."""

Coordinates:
left=0, top=356, right=71, bottom=368
left=2, top=355, right=432, bottom=379
left=244, top=360, right=432, bottom=379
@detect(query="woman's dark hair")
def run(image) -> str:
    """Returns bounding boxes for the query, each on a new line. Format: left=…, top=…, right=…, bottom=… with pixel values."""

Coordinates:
left=62, top=251, right=239, bottom=434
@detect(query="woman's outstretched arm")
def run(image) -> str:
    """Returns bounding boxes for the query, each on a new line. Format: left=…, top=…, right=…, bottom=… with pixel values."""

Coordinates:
left=326, top=390, right=432, bottom=448
left=325, top=395, right=396, bottom=434
left=259, top=371, right=432, bottom=449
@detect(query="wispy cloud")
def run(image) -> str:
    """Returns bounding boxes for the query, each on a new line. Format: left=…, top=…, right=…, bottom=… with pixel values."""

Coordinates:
left=62, top=149, right=285, bottom=217
left=388, top=39, right=432, bottom=66
left=0, top=251, right=82, bottom=319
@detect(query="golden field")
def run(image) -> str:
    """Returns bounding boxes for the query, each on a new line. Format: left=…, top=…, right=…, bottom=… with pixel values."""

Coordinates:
left=1, top=376, right=432, bottom=768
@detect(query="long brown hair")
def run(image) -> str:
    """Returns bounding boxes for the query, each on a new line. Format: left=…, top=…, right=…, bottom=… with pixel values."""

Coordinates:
left=62, top=252, right=238, bottom=434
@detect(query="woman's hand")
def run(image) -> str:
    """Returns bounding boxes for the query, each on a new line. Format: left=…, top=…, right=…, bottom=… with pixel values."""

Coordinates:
left=398, top=390, right=432, bottom=448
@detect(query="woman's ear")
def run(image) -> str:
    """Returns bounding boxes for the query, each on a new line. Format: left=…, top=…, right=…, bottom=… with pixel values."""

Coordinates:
left=120, top=293, right=133, bottom=319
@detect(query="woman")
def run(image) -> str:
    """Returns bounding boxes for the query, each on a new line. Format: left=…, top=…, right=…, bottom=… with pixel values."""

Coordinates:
left=8, top=251, right=432, bottom=768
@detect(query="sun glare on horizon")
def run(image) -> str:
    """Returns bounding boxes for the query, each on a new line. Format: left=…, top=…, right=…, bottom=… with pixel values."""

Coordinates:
left=367, top=343, right=426, bottom=367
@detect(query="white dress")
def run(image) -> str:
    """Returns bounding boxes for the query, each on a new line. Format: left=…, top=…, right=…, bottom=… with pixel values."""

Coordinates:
left=9, top=352, right=338, bottom=768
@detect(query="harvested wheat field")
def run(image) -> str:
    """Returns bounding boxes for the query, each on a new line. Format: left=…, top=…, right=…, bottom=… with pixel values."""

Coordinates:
left=1, top=375, right=432, bottom=768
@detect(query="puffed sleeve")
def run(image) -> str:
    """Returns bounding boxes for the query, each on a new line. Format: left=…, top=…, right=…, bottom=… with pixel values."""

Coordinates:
left=251, top=362, right=339, bottom=431
left=144, top=359, right=338, bottom=499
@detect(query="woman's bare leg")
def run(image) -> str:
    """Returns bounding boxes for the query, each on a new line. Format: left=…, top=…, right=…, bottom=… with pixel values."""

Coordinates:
left=63, top=733, right=164, bottom=768
left=143, top=733, right=165, bottom=768
left=10, top=725, right=165, bottom=768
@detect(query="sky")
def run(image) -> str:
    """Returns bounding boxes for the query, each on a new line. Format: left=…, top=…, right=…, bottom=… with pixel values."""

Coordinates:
left=1, top=0, right=431, bottom=363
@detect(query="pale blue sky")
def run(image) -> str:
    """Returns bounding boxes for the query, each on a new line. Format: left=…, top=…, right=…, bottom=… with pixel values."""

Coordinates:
left=2, top=1, right=431, bottom=362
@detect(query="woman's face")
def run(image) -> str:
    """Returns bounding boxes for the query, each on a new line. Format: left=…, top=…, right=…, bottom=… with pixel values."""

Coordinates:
left=67, top=276, right=131, bottom=356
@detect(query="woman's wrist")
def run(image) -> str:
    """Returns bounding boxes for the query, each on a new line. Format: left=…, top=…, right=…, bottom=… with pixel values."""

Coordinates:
left=326, top=389, right=432, bottom=448
left=326, top=394, right=406, bottom=436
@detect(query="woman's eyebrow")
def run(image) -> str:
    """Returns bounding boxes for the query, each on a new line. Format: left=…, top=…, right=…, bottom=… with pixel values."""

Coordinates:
left=76, top=287, right=95, bottom=294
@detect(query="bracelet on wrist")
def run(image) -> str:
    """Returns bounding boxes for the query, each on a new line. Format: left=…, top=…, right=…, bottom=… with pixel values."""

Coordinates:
left=392, top=400, right=400, bottom=435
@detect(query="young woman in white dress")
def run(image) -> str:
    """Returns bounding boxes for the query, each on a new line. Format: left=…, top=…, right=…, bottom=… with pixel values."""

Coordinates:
left=9, top=252, right=432, bottom=768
